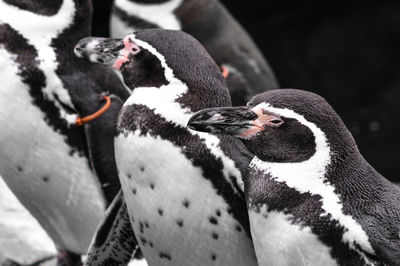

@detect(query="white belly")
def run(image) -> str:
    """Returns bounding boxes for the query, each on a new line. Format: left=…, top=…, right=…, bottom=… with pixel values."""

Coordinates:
left=249, top=206, right=338, bottom=266
left=0, top=48, right=105, bottom=254
left=115, top=130, right=257, bottom=266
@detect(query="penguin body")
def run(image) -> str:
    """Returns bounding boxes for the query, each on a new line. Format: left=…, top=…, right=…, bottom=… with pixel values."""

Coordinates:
left=110, top=0, right=279, bottom=106
left=75, top=29, right=258, bottom=265
left=0, top=0, right=128, bottom=261
left=188, top=89, right=400, bottom=266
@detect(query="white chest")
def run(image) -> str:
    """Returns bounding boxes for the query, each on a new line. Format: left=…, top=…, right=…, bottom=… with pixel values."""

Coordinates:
left=115, top=130, right=257, bottom=266
left=249, top=205, right=338, bottom=266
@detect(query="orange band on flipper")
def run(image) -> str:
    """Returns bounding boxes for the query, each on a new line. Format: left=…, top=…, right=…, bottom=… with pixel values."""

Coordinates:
left=75, top=96, right=111, bottom=126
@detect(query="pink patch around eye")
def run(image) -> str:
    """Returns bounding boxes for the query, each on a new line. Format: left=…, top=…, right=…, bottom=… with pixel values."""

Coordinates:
left=112, top=36, right=141, bottom=70
left=238, top=106, right=282, bottom=138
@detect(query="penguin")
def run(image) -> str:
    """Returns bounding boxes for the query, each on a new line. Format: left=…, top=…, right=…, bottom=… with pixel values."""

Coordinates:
left=74, top=29, right=258, bottom=266
left=109, top=0, right=279, bottom=106
left=188, top=89, right=400, bottom=266
left=0, top=0, right=130, bottom=264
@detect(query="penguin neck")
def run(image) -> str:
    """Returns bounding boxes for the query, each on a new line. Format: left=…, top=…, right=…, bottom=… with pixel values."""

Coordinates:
left=124, top=78, right=204, bottom=128
left=125, top=75, right=230, bottom=126
left=122, top=36, right=231, bottom=125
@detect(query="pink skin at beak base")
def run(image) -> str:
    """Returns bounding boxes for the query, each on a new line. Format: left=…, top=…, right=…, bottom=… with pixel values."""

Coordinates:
left=112, top=36, right=140, bottom=70
left=238, top=106, right=274, bottom=138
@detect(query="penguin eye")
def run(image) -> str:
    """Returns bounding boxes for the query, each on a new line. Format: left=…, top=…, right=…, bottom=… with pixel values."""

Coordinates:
left=130, top=44, right=141, bottom=55
left=267, top=117, right=284, bottom=127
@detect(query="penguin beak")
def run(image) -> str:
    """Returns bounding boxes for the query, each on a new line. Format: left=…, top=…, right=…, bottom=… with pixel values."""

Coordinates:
left=74, top=36, right=140, bottom=70
left=187, top=107, right=260, bottom=138
left=188, top=106, right=284, bottom=138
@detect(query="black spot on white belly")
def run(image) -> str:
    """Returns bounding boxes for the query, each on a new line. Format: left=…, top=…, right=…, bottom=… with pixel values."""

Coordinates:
left=158, top=252, right=172, bottom=260
left=209, top=216, right=218, bottom=225
left=176, top=220, right=184, bottom=227
left=182, top=199, right=190, bottom=208
left=139, top=221, right=145, bottom=234
left=140, top=236, right=147, bottom=246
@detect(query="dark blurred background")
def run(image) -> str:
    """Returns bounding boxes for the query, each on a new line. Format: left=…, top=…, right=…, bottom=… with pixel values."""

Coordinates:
left=92, top=1, right=400, bottom=182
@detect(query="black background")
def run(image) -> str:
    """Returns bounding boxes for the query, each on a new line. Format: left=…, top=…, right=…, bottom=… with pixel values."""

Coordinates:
left=92, top=0, right=400, bottom=182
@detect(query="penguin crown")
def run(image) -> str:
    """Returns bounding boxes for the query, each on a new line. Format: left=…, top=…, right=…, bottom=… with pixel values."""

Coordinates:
left=189, top=89, right=356, bottom=163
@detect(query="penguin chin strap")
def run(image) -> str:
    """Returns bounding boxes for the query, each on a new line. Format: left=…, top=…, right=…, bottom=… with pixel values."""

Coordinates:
left=64, top=95, right=112, bottom=126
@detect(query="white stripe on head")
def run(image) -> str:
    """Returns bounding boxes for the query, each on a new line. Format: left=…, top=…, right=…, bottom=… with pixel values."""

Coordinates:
left=113, top=0, right=182, bottom=33
left=250, top=102, right=374, bottom=255
left=110, top=13, right=136, bottom=38
left=0, top=0, right=77, bottom=116
left=122, top=34, right=245, bottom=194
left=110, top=0, right=183, bottom=38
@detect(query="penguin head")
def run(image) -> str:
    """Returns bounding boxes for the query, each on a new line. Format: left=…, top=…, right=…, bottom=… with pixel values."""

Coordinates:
left=188, top=89, right=356, bottom=163
left=75, top=29, right=231, bottom=110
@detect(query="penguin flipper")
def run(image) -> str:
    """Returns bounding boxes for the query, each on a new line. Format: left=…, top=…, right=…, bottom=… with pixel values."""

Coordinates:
left=84, top=190, right=143, bottom=266
left=83, top=94, right=124, bottom=205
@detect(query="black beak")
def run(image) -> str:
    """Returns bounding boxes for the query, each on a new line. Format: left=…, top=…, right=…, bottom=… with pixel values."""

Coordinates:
left=74, top=37, right=125, bottom=67
left=188, top=106, right=262, bottom=137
